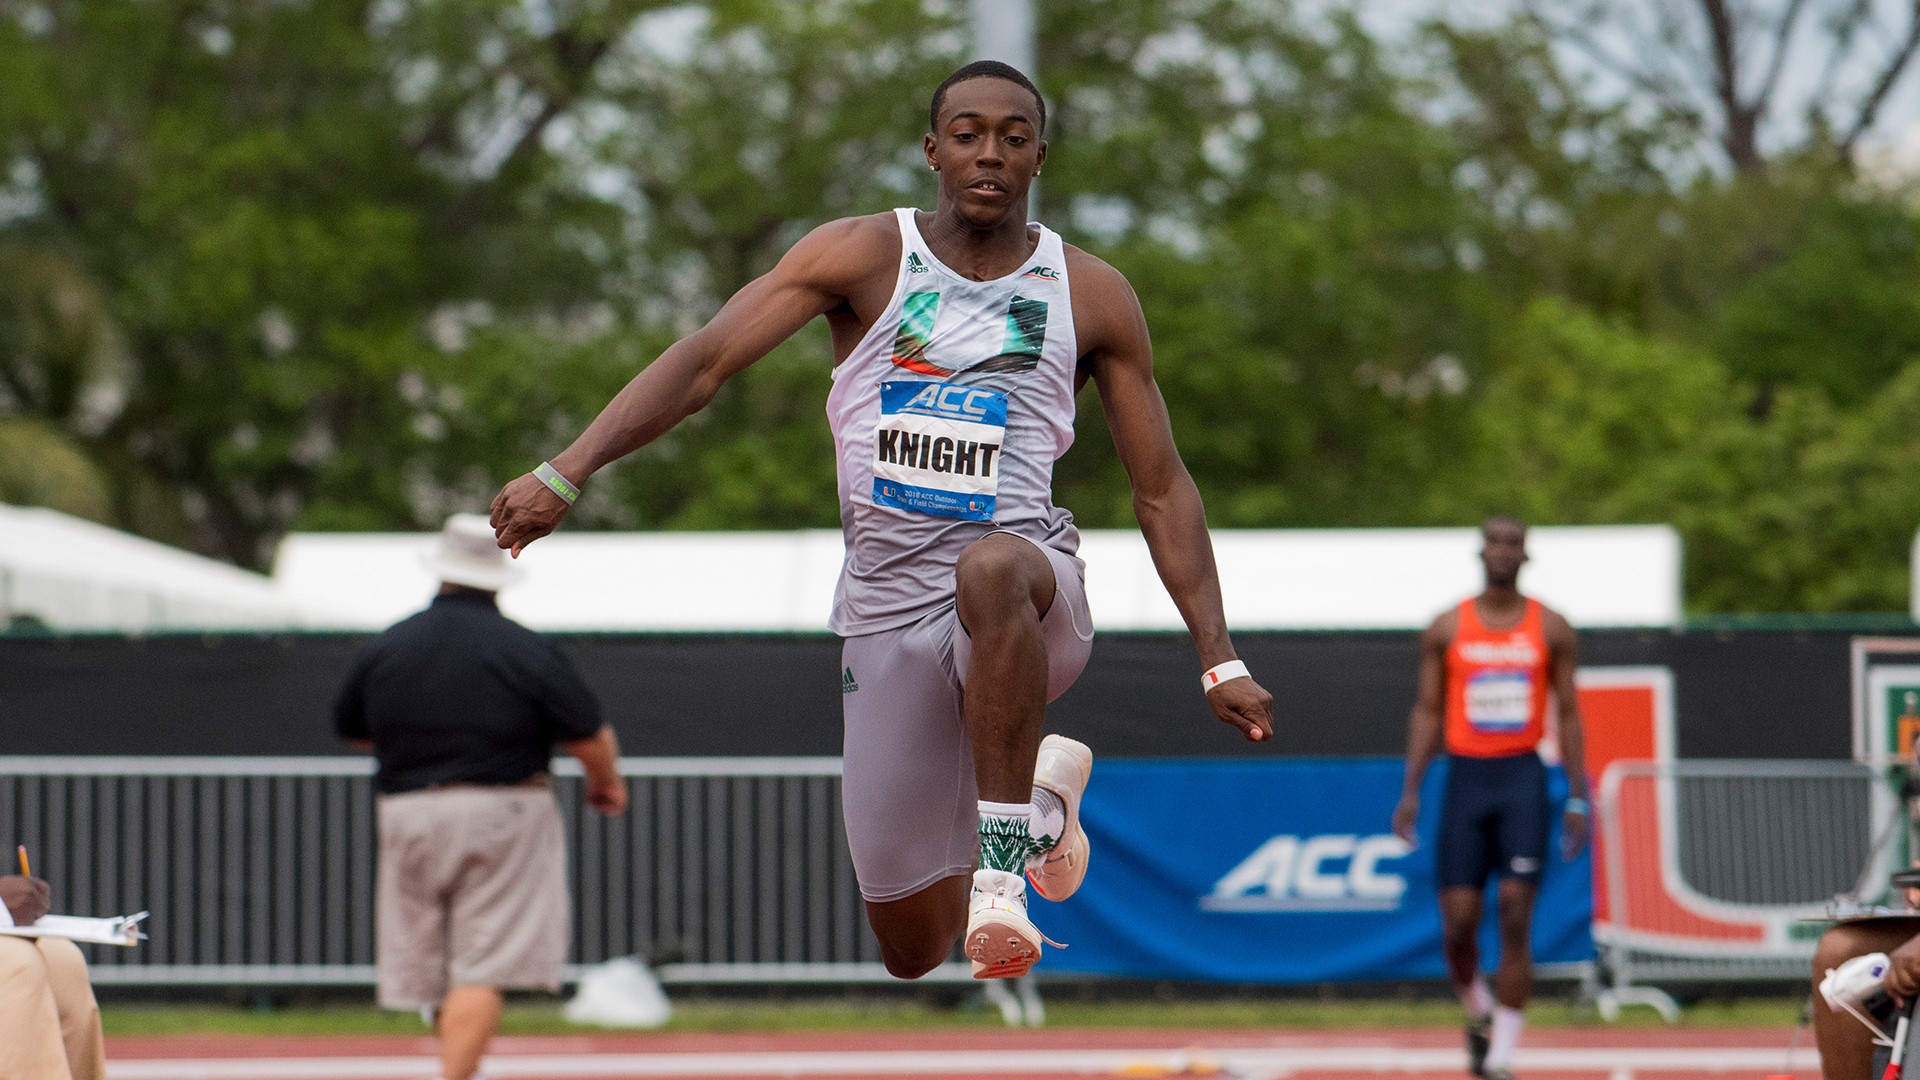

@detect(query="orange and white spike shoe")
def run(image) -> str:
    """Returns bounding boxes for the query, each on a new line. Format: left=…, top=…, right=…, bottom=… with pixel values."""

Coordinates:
left=966, top=869, right=1052, bottom=979
left=1026, top=734, right=1093, bottom=901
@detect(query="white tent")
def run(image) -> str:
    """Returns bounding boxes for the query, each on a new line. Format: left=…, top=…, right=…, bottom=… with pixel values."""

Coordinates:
left=0, top=507, right=1682, bottom=635
left=272, top=525, right=1683, bottom=632
left=0, top=504, right=308, bottom=632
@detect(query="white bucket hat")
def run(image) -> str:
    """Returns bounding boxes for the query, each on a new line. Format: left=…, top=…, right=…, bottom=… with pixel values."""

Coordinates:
left=422, top=512, right=524, bottom=592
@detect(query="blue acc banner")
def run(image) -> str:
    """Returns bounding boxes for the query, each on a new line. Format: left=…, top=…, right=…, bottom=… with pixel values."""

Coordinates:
left=1027, top=758, right=1592, bottom=983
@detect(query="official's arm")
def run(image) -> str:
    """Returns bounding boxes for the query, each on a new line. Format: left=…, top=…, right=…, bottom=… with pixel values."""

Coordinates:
left=562, top=726, right=626, bottom=816
left=332, top=648, right=377, bottom=753
left=539, top=639, right=626, bottom=816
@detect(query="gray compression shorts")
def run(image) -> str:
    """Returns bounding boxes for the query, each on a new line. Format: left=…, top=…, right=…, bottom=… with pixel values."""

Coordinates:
left=840, top=534, right=1095, bottom=903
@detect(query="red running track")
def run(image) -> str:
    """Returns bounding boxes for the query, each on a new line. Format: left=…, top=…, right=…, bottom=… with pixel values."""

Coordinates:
left=101, top=1026, right=1821, bottom=1080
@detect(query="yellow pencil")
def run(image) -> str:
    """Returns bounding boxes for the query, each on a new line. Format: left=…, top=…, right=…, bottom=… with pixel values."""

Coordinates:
left=16, top=845, right=27, bottom=877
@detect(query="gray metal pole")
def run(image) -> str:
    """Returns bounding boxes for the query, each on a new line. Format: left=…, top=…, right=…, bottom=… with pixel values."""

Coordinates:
left=968, top=0, right=1039, bottom=218
left=970, top=0, right=1035, bottom=74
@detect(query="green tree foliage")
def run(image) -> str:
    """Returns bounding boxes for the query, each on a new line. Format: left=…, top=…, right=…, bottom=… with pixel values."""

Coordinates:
left=1710, top=175, right=1920, bottom=405
left=4, top=1, right=1920, bottom=611
left=1047, top=10, right=1496, bottom=527
left=0, top=0, right=653, bottom=562
left=1441, top=298, right=1920, bottom=612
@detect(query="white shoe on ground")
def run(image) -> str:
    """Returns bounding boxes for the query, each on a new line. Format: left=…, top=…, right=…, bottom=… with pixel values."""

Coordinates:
left=966, top=869, right=1046, bottom=979
left=1026, top=734, right=1092, bottom=901
left=981, top=977, right=1023, bottom=1025
left=1016, top=973, right=1046, bottom=1026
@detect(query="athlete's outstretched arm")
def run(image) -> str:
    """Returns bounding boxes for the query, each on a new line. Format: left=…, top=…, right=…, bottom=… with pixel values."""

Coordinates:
left=1545, top=608, right=1590, bottom=858
left=1072, top=252, right=1273, bottom=742
left=1392, top=615, right=1451, bottom=845
left=491, top=218, right=886, bottom=554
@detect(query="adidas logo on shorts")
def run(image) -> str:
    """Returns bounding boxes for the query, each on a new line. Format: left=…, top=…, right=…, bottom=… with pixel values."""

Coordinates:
left=842, top=667, right=860, bottom=694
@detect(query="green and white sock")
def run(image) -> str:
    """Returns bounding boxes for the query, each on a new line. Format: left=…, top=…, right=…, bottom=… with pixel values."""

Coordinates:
left=978, top=800, right=1038, bottom=873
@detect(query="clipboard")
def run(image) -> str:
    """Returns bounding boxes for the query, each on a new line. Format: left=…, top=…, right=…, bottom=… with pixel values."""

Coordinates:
left=0, top=911, right=148, bottom=946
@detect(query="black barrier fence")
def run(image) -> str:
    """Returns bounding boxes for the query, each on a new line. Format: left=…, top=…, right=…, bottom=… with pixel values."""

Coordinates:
left=1671, top=766, right=1875, bottom=904
left=0, top=757, right=899, bottom=984
left=0, top=624, right=1901, bottom=758
left=2, top=755, right=1878, bottom=989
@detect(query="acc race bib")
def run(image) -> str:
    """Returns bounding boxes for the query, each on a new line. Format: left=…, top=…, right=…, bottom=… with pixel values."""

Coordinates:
left=872, top=380, right=1007, bottom=521
left=1464, top=669, right=1533, bottom=733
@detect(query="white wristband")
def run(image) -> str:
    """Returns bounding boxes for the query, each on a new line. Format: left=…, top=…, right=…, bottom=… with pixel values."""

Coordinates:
left=534, top=461, right=579, bottom=505
left=1202, top=660, right=1251, bottom=695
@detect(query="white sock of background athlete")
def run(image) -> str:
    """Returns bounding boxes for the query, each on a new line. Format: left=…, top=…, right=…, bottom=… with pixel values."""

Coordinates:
left=1485, top=1004, right=1524, bottom=1067
left=1457, top=976, right=1493, bottom=1018
left=1029, top=786, right=1066, bottom=851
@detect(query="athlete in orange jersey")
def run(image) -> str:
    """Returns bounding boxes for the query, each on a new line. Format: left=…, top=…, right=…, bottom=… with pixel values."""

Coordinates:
left=1392, top=517, right=1588, bottom=1080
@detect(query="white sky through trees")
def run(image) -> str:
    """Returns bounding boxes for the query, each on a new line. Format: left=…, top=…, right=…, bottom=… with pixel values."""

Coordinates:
left=1335, top=0, right=1920, bottom=176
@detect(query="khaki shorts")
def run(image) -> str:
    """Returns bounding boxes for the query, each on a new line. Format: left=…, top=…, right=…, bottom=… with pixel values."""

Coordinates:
left=375, top=785, right=569, bottom=1010
left=840, top=535, right=1094, bottom=903
left=0, top=935, right=104, bottom=1080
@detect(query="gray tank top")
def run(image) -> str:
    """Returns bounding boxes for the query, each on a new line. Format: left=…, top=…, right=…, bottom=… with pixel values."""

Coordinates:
left=825, top=209, right=1082, bottom=636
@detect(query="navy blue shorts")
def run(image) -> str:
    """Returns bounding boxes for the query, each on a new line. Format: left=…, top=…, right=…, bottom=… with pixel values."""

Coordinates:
left=1437, top=752, right=1550, bottom=890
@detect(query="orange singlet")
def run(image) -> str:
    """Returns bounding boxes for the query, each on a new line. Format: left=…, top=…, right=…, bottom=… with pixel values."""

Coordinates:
left=1443, top=597, right=1549, bottom=758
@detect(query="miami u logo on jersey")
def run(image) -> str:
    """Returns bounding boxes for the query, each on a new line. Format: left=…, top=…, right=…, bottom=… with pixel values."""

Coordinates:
left=891, top=291, right=1048, bottom=377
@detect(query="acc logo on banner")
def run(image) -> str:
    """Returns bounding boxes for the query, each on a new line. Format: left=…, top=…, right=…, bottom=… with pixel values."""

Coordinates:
left=1200, top=833, right=1413, bottom=912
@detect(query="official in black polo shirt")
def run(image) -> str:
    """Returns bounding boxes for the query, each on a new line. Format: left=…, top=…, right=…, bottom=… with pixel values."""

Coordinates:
left=334, top=512, right=626, bottom=1080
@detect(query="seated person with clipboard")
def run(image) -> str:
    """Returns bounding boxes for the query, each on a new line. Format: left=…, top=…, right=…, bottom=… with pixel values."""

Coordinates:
left=0, top=850, right=107, bottom=1080
left=1810, top=865, right=1920, bottom=1078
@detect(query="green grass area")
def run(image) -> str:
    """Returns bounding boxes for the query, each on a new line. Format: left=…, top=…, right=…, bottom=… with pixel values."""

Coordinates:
left=99, top=993, right=1808, bottom=1038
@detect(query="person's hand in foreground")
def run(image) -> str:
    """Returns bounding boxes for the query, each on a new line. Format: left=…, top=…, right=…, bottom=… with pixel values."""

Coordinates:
left=1884, top=932, right=1920, bottom=1000
left=0, top=874, right=50, bottom=926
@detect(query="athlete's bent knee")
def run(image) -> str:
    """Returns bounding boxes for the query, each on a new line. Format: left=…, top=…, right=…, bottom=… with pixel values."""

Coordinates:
left=956, top=538, right=1047, bottom=616
left=865, top=879, right=967, bottom=981
left=871, top=909, right=961, bottom=980
left=879, top=942, right=951, bottom=981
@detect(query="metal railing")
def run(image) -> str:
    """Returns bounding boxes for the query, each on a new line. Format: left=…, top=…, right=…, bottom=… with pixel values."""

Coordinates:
left=18, top=754, right=1869, bottom=997
left=0, top=756, right=961, bottom=985
left=1591, top=758, right=1876, bottom=1019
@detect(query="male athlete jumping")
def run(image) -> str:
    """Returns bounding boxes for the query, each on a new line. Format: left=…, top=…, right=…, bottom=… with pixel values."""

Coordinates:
left=490, top=61, right=1275, bottom=980
left=1391, top=517, right=1588, bottom=1078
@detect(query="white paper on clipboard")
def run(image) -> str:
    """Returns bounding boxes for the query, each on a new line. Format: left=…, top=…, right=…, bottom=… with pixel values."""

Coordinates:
left=0, top=911, right=148, bottom=946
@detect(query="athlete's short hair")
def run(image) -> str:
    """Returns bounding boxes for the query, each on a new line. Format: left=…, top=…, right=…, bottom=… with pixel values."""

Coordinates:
left=930, top=60, right=1046, bottom=135
left=1482, top=514, right=1527, bottom=537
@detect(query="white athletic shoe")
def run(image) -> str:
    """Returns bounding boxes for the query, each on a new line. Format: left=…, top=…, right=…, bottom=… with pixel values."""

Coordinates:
left=966, top=869, right=1049, bottom=979
left=981, top=976, right=1023, bottom=1025
left=1026, top=734, right=1093, bottom=902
